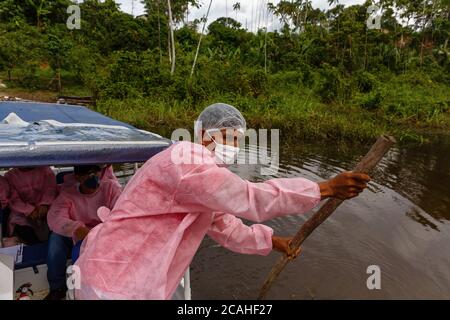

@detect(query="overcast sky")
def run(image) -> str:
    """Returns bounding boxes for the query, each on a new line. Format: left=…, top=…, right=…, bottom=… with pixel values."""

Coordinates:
left=115, top=0, right=366, bottom=31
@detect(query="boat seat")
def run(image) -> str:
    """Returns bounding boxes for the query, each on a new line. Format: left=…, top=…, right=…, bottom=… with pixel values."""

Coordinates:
left=14, top=242, right=48, bottom=271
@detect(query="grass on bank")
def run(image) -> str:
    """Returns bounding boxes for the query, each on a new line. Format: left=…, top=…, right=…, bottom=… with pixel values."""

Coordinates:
left=93, top=72, right=450, bottom=144
left=1, top=70, right=449, bottom=145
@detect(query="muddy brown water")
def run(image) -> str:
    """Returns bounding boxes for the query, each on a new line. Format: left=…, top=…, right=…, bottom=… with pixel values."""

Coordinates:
left=190, top=136, right=450, bottom=299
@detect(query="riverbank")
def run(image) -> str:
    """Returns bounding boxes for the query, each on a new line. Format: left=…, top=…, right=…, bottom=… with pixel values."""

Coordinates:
left=1, top=82, right=449, bottom=145
left=95, top=98, right=449, bottom=145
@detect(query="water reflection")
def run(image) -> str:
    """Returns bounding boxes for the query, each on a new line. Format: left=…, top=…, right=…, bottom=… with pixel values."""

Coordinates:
left=191, top=136, right=450, bottom=299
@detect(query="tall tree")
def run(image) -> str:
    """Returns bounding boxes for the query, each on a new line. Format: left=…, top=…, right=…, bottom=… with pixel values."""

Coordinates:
left=167, top=0, right=176, bottom=74
left=191, top=0, right=213, bottom=76
left=233, top=2, right=241, bottom=21
left=142, top=0, right=200, bottom=72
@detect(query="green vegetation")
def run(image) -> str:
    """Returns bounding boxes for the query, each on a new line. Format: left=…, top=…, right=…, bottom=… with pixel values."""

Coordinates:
left=0, top=0, right=449, bottom=143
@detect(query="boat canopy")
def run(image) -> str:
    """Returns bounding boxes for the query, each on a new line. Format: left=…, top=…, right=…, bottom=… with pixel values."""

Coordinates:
left=0, top=101, right=172, bottom=167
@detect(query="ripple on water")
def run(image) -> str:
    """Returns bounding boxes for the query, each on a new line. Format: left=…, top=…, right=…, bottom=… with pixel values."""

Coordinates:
left=191, top=140, right=450, bottom=299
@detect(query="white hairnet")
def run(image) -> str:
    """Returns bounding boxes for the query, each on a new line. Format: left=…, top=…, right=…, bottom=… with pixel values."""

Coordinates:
left=194, top=103, right=246, bottom=140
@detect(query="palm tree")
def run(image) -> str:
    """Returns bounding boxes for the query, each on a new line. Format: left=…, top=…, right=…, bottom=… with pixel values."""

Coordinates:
left=327, top=0, right=339, bottom=6
left=233, top=2, right=241, bottom=21
left=274, top=1, right=295, bottom=29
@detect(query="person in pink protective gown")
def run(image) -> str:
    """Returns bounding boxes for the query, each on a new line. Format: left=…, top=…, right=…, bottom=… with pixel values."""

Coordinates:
left=74, top=103, right=370, bottom=300
left=45, top=165, right=122, bottom=300
left=0, top=175, right=10, bottom=210
left=5, top=167, right=58, bottom=245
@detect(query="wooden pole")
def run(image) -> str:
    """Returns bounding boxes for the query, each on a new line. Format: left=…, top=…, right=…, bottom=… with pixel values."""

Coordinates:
left=257, top=135, right=396, bottom=300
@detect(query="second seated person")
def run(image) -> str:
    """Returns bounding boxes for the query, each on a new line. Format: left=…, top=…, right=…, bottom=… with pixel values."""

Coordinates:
left=45, top=165, right=122, bottom=300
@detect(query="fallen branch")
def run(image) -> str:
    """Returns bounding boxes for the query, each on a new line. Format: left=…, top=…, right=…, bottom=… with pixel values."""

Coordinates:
left=257, top=135, right=396, bottom=300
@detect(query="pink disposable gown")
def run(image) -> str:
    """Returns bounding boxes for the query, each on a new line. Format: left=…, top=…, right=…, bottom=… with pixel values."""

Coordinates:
left=0, top=176, right=10, bottom=209
left=5, top=167, right=58, bottom=235
left=47, top=179, right=122, bottom=240
left=75, top=141, right=321, bottom=300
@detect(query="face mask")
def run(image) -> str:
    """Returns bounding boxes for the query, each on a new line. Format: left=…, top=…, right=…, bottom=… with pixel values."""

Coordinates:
left=214, top=142, right=240, bottom=164
left=83, top=175, right=100, bottom=190
left=205, top=129, right=241, bottom=164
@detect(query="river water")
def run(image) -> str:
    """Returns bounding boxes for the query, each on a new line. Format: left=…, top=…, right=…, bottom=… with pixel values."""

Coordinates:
left=190, top=136, right=450, bottom=299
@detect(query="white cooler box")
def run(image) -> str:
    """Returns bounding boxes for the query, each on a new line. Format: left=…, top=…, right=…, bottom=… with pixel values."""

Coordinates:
left=0, top=243, right=49, bottom=300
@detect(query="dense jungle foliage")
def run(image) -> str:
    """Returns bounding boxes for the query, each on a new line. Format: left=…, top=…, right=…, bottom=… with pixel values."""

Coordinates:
left=0, top=0, right=449, bottom=142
